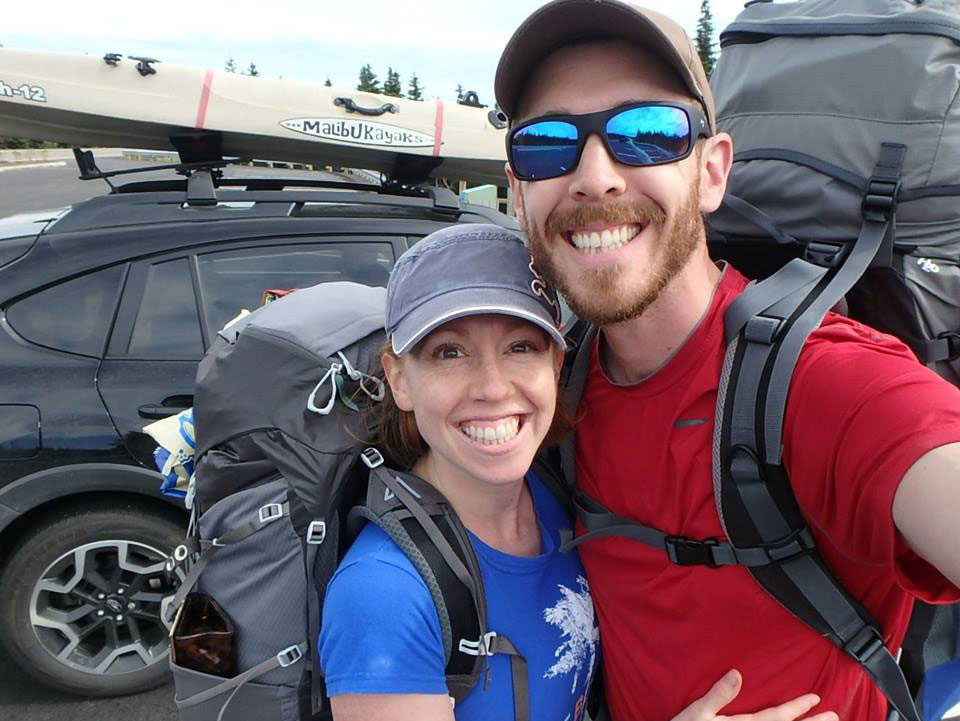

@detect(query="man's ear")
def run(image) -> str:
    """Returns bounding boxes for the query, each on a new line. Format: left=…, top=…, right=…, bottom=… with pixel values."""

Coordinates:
left=698, top=131, right=733, bottom=214
left=505, top=162, right=526, bottom=225
left=381, top=352, right=414, bottom=412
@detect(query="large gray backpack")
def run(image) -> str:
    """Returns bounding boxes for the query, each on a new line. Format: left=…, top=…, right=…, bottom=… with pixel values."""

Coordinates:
left=562, top=3, right=960, bottom=721
left=162, top=282, right=531, bottom=721
left=706, top=4, right=960, bottom=718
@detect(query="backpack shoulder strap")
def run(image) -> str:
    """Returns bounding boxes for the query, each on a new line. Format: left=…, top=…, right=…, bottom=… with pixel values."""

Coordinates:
left=351, top=452, right=529, bottom=719
left=557, top=319, right=598, bottom=491
left=715, top=143, right=922, bottom=721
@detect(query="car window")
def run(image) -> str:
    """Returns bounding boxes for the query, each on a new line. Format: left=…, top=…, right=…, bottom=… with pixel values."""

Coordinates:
left=5, top=265, right=125, bottom=357
left=128, top=258, right=204, bottom=356
left=196, top=242, right=394, bottom=340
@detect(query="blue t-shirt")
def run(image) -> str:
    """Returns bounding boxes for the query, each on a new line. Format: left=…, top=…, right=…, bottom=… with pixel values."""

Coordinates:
left=319, top=471, right=599, bottom=721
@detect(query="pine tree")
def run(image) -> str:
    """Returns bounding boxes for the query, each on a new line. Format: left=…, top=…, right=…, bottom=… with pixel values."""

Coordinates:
left=225, top=57, right=237, bottom=73
left=246, top=62, right=260, bottom=77
left=407, top=72, right=424, bottom=101
left=357, top=64, right=380, bottom=93
left=324, top=77, right=333, bottom=87
left=695, top=0, right=717, bottom=77
left=455, top=84, right=464, bottom=102
left=383, top=67, right=403, bottom=97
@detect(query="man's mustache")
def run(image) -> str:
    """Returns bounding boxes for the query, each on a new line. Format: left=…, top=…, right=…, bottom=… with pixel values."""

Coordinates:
left=543, top=200, right=667, bottom=238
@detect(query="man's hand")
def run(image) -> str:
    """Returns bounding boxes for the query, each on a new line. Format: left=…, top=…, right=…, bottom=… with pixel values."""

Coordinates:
left=893, top=441, right=960, bottom=588
left=669, top=670, right=838, bottom=721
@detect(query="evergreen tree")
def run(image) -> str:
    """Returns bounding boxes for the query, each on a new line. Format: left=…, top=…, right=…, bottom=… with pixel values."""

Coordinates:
left=695, top=0, right=717, bottom=77
left=455, top=84, right=464, bottom=102
left=225, top=57, right=237, bottom=73
left=246, top=62, right=260, bottom=77
left=324, top=77, right=333, bottom=87
left=407, top=72, right=424, bottom=101
left=383, top=67, right=403, bottom=97
left=357, top=64, right=380, bottom=93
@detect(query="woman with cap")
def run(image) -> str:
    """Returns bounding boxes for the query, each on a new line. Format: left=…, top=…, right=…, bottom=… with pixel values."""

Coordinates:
left=318, top=224, right=838, bottom=721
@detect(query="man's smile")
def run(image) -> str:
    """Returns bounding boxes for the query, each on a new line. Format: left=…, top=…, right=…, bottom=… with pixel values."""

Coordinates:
left=568, top=224, right=643, bottom=254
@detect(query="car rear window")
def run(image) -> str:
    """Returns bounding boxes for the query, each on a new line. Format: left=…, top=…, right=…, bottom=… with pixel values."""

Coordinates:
left=196, top=242, right=394, bottom=340
left=6, top=265, right=125, bottom=356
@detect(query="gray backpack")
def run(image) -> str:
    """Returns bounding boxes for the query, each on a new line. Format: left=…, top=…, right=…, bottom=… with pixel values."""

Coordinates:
left=561, top=3, right=960, bottom=721
left=162, top=282, right=531, bottom=721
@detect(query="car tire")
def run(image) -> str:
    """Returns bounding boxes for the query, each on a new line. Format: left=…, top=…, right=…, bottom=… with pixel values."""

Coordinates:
left=0, top=502, right=184, bottom=697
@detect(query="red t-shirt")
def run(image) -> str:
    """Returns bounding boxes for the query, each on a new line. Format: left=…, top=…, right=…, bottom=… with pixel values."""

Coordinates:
left=576, top=265, right=960, bottom=721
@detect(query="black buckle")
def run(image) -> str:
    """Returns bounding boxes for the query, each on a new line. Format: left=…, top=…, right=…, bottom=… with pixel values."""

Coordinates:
left=937, top=331, right=960, bottom=361
left=861, top=177, right=901, bottom=222
left=803, top=240, right=847, bottom=268
left=843, top=625, right=885, bottom=665
left=665, top=536, right=720, bottom=567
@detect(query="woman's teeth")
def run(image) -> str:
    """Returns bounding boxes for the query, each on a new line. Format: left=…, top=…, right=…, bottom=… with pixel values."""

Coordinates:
left=460, top=416, right=521, bottom=445
left=570, top=225, right=641, bottom=254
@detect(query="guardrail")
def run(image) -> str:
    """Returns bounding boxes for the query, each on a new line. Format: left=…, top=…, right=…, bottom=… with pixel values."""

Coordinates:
left=0, top=147, right=124, bottom=165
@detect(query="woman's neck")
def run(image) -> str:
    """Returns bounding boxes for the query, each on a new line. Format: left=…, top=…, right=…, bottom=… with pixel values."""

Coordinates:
left=412, top=453, right=541, bottom=557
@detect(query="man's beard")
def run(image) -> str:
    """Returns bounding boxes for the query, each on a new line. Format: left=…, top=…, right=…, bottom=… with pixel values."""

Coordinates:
left=522, top=184, right=704, bottom=325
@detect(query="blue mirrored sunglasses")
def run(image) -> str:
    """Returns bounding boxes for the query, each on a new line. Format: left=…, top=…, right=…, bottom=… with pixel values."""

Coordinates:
left=507, top=102, right=710, bottom=181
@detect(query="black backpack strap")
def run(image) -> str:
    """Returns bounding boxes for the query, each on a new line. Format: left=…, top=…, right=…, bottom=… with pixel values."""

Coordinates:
left=558, top=320, right=598, bottom=491
left=353, top=453, right=529, bottom=718
left=716, top=144, right=921, bottom=721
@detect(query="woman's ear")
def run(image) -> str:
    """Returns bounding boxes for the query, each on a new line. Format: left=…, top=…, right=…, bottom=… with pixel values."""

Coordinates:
left=552, top=344, right=565, bottom=379
left=381, top=352, right=414, bottom=412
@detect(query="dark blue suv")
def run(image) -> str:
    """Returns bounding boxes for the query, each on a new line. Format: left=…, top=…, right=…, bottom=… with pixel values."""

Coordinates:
left=0, top=158, right=516, bottom=697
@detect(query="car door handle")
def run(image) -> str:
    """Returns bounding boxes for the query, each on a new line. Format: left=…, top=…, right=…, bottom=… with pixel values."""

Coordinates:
left=138, top=396, right=193, bottom=419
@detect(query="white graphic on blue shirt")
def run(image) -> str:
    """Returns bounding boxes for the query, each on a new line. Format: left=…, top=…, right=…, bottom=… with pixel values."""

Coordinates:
left=543, top=575, right=598, bottom=693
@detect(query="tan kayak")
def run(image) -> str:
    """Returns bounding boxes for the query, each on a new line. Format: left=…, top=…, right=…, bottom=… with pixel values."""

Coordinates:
left=0, top=48, right=509, bottom=185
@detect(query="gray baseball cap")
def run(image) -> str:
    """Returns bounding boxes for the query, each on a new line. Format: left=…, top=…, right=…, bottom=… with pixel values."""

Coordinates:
left=495, top=0, right=716, bottom=132
left=385, top=224, right=566, bottom=355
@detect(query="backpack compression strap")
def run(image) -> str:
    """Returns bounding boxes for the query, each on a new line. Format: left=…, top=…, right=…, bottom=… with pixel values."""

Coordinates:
left=351, top=452, right=530, bottom=720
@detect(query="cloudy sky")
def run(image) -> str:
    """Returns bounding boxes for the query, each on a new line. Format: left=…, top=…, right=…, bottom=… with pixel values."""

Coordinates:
left=4, top=0, right=747, bottom=104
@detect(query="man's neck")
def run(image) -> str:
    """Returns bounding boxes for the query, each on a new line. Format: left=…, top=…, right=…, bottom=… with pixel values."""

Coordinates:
left=600, top=250, right=722, bottom=384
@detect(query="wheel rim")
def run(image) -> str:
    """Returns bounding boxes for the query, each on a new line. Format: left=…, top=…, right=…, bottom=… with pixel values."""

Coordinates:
left=29, top=539, right=180, bottom=676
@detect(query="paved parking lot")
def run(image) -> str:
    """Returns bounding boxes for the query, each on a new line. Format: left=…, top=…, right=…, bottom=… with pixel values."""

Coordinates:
left=0, top=648, right=177, bottom=720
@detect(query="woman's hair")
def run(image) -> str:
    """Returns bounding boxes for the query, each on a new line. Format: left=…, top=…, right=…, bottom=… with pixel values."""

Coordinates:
left=370, top=340, right=574, bottom=469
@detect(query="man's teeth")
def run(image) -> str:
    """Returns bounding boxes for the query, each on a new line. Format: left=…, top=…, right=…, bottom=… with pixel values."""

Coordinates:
left=460, top=417, right=521, bottom=445
left=570, top=225, right=641, bottom=254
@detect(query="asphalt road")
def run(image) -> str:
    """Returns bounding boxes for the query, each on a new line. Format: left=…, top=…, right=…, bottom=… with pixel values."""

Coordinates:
left=0, top=156, right=353, bottom=219
left=0, top=156, right=350, bottom=720
left=0, top=650, right=177, bottom=720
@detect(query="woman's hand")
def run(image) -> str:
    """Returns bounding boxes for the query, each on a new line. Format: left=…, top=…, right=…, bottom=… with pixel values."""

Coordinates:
left=670, top=670, right=839, bottom=721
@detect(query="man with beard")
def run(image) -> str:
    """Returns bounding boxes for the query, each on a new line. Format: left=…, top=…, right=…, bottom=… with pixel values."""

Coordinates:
left=494, top=2, right=960, bottom=721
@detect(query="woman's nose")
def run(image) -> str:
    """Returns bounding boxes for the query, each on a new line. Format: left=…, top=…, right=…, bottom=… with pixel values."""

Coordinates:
left=470, top=357, right=512, bottom=400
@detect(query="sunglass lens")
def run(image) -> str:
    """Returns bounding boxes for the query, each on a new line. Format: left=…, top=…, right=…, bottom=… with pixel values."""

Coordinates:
left=605, top=106, right=691, bottom=165
left=510, top=121, right=579, bottom=180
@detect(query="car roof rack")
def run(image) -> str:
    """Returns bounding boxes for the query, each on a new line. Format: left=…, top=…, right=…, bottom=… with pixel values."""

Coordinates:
left=74, top=140, right=467, bottom=214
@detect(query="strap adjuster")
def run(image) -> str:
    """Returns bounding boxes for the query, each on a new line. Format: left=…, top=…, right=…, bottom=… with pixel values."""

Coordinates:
left=458, top=631, right=497, bottom=657
left=277, top=644, right=303, bottom=667
left=665, top=536, right=720, bottom=567
left=843, top=625, right=885, bottom=665
left=361, top=447, right=384, bottom=469
left=258, top=503, right=283, bottom=524
left=862, top=178, right=900, bottom=215
left=306, top=520, right=326, bottom=545
left=803, top=240, right=846, bottom=268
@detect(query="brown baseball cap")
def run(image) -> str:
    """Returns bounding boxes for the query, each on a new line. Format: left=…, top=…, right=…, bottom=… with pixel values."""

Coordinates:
left=495, top=0, right=716, bottom=132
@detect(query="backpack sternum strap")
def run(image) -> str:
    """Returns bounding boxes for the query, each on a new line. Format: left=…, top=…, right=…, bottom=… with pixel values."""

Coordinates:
left=564, top=491, right=815, bottom=568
